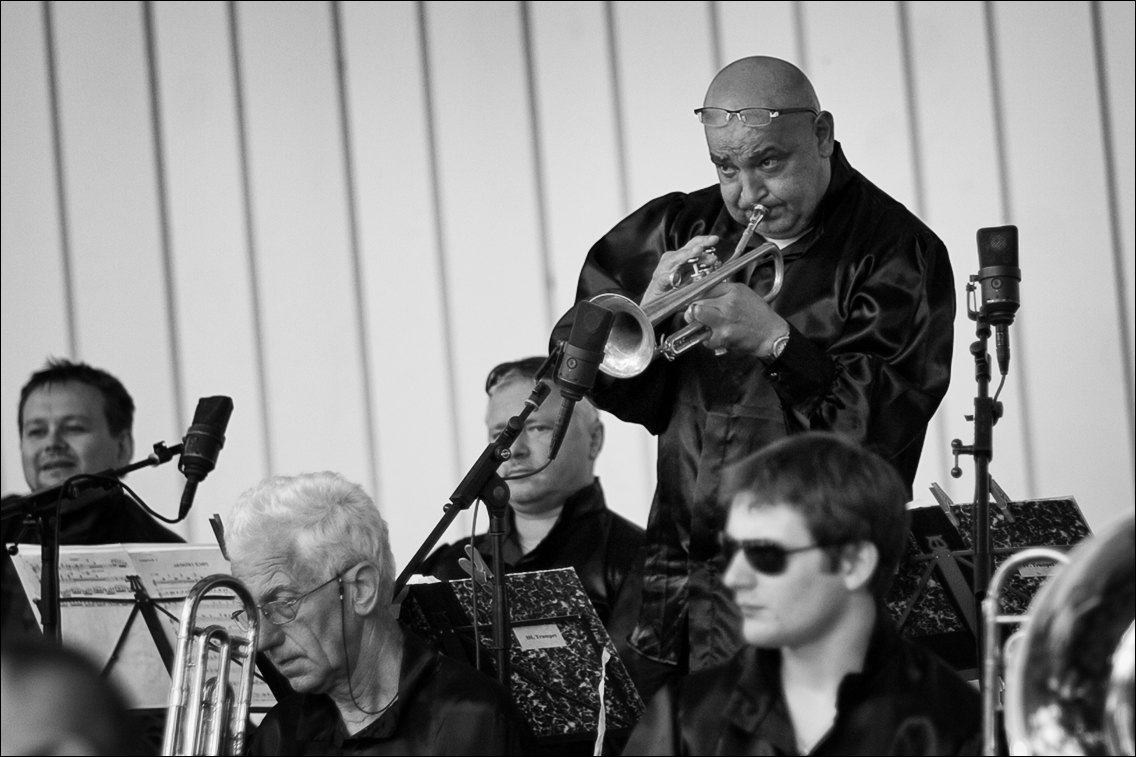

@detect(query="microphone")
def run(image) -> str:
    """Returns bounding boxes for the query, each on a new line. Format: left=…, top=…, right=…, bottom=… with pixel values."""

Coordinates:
left=549, top=301, right=613, bottom=460
left=177, top=396, right=234, bottom=520
left=976, top=226, right=1020, bottom=376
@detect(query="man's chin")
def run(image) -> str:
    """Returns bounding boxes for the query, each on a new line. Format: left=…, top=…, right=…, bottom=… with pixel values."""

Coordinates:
left=279, top=665, right=325, bottom=694
left=34, top=468, right=78, bottom=491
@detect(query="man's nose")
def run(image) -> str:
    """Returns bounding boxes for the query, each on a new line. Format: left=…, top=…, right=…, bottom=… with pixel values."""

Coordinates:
left=510, top=428, right=531, bottom=459
left=45, top=425, right=68, bottom=450
left=256, top=618, right=284, bottom=653
left=738, top=171, right=767, bottom=209
left=722, top=550, right=755, bottom=590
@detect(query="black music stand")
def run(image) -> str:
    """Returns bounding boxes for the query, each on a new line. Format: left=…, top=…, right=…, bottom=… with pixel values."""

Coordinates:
left=401, top=568, right=644, bottom=749
left=885, top=488, right=1091, bottom=677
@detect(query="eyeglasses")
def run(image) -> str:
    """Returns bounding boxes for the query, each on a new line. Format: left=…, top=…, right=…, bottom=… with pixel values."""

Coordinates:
left=234, top=572, right=342, bottom=626
left=720, top=535, right=836, bottom=575
left=695, top=107, right=819, bottom=127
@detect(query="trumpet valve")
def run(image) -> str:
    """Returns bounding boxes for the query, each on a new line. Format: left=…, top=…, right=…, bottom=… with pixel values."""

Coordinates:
left=669, top=249, right=720, bottom=289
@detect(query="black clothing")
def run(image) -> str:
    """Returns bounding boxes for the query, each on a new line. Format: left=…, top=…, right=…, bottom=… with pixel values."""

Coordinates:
left=419, top=480, right=644, bottom=633
left=554, top=143, right=955, bottom=671
left=1, top=489, right=183, bottom=635
left=0, top=489, right=184, bottom=546
left=249, top=630, right=524, bottom=756
left=625, top=614, right=981, bottom=755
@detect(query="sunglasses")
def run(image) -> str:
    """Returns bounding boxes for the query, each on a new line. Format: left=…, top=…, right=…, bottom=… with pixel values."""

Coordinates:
left=720, top=535, right=837, bottom=575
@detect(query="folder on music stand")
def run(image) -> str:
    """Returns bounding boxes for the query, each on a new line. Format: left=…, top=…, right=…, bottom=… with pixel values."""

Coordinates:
left=400, top=567, right=644, bottom=747
left=885, top=493, right=1091, bottom=676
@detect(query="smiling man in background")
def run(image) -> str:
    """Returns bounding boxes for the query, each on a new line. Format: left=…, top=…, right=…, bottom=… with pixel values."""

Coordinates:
left=2, top=358, right=182, bottom=545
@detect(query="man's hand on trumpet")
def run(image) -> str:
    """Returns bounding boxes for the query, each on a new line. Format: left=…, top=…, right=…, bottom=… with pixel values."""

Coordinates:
left=639, top=235, right=721, bottom=311
left=684, top=281, right=790, bottom=360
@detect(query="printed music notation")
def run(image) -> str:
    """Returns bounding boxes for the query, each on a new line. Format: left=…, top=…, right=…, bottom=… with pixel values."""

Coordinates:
left=9, top=543, right=232, bottom=601
left=7, top=542, right=276, bottom=709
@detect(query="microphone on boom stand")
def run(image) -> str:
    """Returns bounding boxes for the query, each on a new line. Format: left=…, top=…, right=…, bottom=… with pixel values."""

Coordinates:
left=177, top=397, right=234, bottom=520
left=549, top=301, right=613, bottom=461
left=975, top=226, right=1021, bottom=376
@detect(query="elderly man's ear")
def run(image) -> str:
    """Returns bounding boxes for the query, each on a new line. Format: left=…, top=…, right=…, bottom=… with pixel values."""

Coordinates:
left=344, top=562, right=384, bottom=615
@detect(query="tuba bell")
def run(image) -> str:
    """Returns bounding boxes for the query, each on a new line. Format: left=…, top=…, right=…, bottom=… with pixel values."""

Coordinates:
left=1002, top=515, right=1135, bottom=755
left=162, top=574, right=261, bottom=756
left=591, top=203, right=784, bottom=378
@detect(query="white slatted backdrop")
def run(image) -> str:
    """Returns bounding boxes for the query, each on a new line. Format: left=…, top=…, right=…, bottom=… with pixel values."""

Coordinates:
left=2, top=1, right=1133, bottom=574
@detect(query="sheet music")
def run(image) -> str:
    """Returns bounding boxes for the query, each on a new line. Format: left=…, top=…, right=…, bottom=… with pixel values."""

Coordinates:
left=5, top=542, right=276, bottom=710
left=10, top=544, right=136, bottom=605
left=125, top=544, right=232, bottom=599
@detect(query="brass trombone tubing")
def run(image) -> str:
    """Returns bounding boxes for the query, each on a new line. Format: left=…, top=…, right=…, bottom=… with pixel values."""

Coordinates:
left=162, top=574, right=260, bottom=757
left=981, top=547, right=1069, bottom=757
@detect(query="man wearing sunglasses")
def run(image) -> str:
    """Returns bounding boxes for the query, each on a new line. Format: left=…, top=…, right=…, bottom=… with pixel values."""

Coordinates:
left=227, top=472, right=524, bottom=755
left=626, top=433, right=980, bottom=755
left=553, top=55, right=954, bottom=691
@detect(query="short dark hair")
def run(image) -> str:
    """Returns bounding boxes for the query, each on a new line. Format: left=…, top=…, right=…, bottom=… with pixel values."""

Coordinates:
left=484, top=356, right=550, bottom=394
left=722, top=432, right=910, bottom=599
left=18, top=358, right=135, bottom=437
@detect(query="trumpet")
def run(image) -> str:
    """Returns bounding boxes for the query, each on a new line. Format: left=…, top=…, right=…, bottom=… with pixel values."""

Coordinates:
left=591, top=203, right=784, bottom=378
left=162, top=574, right=261, bottom=756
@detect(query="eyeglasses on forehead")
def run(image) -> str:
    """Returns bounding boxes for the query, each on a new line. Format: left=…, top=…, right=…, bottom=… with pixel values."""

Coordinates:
left=720, top=534, right=838, bottom=575
left=694, top=106, right=819, bottom=127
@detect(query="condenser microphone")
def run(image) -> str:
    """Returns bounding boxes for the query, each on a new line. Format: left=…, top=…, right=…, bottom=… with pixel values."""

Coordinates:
left=177, top=396, right=234, bottom=520
left=976, top=226, right=1020, bottom=376
left=549, top=301, right=613, bottom=460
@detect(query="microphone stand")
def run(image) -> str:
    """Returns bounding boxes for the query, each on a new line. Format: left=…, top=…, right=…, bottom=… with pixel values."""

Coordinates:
left=394, top=351, right=559, bottom=694
left=949, top=283, right=1004, bottom=684
left=1, top=441, right=183, bottom=642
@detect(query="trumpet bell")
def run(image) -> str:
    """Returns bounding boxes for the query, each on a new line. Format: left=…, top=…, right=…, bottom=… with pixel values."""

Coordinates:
left=589, top=293, right=657, bottom=379
left=1005, top=515, right=1135, bottom=756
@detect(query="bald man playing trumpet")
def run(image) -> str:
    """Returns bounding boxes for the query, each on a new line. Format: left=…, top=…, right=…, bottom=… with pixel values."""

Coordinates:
left=553, top=56, right=955, bottom=693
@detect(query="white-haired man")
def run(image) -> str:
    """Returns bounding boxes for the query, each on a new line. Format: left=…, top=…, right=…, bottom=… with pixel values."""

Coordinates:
left=228, top=472, right=524, bottom=755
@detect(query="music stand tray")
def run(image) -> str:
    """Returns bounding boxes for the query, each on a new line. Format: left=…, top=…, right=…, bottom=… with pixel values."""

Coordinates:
left=401, top=567, right=644, bottom=746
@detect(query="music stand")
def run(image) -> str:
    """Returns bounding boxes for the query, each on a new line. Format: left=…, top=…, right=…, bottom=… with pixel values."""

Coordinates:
left=886, top=489, right=1091, bottom=677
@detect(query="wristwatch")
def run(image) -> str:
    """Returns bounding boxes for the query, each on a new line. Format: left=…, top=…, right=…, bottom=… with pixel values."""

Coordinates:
left=762, top=333, right=790, bottom=364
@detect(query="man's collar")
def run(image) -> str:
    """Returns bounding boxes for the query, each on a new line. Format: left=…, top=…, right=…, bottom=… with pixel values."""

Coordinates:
left=811, top=140, right=854, bottom=230
left=292, top=626, right=421, bottom=745
left=726, top=602, right=900, bottom=735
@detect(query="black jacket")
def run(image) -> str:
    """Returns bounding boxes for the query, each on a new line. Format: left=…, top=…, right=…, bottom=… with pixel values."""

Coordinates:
left=249, top=629, right=525, bottom=755
left=553, top=143, right=955, bottom=670
left=625, top=613, right=981, bottom=755
left=418, top=479, right=644, bottom=634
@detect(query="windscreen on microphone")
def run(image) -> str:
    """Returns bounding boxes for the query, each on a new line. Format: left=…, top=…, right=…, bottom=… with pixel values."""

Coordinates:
left=179, top=396, right=234, bottom=484
left=976, top=225, right=1020, bottom=326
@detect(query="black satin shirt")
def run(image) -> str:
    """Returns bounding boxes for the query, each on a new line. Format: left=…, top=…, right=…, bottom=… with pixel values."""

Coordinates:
left=553, top=144, right=955, bottom=670
left=625, top=613, right=980, bottom=755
